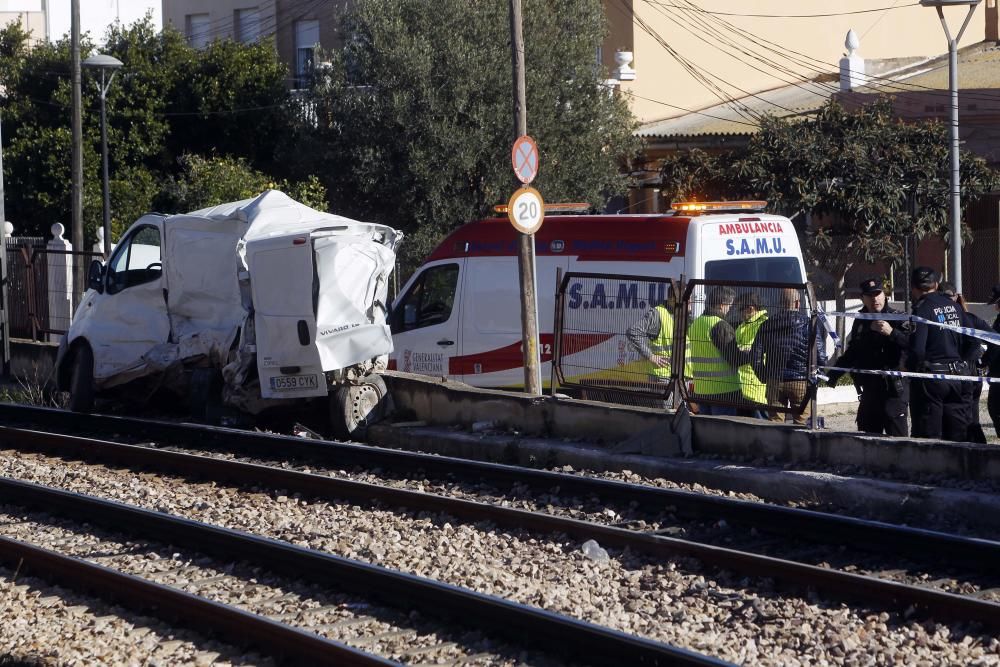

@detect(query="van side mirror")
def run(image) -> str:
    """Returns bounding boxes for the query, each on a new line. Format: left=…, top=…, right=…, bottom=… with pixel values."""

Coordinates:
left=87, top=259, right=105, bottom=294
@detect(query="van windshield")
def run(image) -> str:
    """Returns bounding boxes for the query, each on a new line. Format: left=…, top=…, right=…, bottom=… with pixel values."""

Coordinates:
left=704, top=257, right=802, bottom=283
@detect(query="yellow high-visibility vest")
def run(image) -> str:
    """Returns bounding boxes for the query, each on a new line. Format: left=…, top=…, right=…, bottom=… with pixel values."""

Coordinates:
left=687, top=314, right=740, bottom=395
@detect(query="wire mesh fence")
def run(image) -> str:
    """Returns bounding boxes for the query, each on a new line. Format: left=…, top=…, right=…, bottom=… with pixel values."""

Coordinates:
left=680, top=280, right=822, bottom=423
left=552, top=272, right=677, bottom=405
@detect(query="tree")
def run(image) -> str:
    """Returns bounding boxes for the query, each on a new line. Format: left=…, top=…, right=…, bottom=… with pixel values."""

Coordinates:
left=156, top=154, right=326, bottom=213
left=0, top=18, right=299, bottom=241
left=659, top=99, right=999, bottom=317
left=290, top=0, right=639, bottom=275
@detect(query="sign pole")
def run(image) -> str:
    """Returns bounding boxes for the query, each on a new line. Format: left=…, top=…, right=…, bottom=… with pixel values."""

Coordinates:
left=508, top=0, right=541, bottom=395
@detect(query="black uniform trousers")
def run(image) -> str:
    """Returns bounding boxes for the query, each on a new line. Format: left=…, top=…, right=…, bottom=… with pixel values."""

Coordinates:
left=856, top=378, right=908, bottom=437
left=989, top=384, right=1000, bottom=438
left=911, top=378, right=969, bottom=442
left=965, top=381, right=987, bottom=443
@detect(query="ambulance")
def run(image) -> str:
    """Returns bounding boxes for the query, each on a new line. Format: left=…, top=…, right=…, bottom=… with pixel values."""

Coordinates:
left=388, top=201, right=807, bottom=388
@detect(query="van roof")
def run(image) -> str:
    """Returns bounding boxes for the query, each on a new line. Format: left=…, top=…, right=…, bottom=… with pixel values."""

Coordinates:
left=426, top=212, right=790, bottom=263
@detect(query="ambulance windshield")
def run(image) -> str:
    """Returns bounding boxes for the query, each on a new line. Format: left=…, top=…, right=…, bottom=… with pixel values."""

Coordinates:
left=704, top=257, right=802, bottom=283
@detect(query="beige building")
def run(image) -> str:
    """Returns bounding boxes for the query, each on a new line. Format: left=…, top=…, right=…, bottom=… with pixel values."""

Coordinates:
left=0, top=0, right=47, bottom=45
left=161, top=0, right=346, bottom=87
left=603, top=0, right=997, bottom=124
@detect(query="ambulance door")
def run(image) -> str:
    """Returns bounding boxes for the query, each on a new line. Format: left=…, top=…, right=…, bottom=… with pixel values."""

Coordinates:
left=390, top=260, right=465, bottom=380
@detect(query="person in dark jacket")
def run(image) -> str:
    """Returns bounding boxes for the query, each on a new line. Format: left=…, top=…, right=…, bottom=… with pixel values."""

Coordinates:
left=908, top=267, right=976, bottom=441
left=985, top=284, right=1000, bottom=437
left=751, top=287, right=826, bottom=425
left=940, top=281, right=991, bottom=443
left=826, top=278, right=910, bottom=436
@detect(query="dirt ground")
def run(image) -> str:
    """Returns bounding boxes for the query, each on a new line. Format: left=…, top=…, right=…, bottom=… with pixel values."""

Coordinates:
left=819, top=396, right=1000, bottom=444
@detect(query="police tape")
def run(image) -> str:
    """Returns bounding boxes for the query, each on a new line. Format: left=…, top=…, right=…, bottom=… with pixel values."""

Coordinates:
left=821, top=365, right=1000, bottom=384
left=818, top=309, right=1000, bottom=347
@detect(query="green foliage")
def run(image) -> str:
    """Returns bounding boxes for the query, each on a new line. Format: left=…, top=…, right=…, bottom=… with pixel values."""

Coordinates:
left=292, top=0, right=639, bottom=275
left=659, top=99, right=1000, bottom=290
left=156, top=154, right=327, bottom=213
left=0, top=18, right=295, bottom=241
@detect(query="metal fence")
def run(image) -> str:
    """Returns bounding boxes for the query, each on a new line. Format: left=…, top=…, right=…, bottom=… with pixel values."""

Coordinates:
left=552, top=272, right=678, bottom=405
left=552, top=273, right=823, bottom=420
left=679, top=280, right=821, bottom=422
left=4, top=240, right=102, bottom=341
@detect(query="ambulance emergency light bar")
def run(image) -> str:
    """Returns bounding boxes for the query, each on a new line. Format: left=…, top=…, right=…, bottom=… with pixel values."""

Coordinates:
left=670, top=200, right=768, bottom=214
left=492, top=202, right=590, bottom=215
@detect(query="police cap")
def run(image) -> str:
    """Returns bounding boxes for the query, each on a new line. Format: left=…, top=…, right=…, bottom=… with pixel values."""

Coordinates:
left=910, top=266, right=939, bottom=289
left=859, top=278, right=882, bottom=296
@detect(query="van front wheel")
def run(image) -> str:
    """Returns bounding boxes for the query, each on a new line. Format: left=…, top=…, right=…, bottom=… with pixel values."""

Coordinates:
left=67, top=345, right=95, bottom=413
left=330, top=375, right=390, bottom=441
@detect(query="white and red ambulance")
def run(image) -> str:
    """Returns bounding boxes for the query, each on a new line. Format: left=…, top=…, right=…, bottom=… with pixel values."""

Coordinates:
left=389, top=201, right=807, bottom=388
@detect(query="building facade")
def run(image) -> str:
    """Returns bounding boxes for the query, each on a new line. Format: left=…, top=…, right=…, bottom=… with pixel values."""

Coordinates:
left=0, top=0, right=47, bottom=45
left=161, top=0, right=346, bottom=88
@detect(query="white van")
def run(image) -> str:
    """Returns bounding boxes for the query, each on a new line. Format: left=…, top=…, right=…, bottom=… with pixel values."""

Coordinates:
left=56, top=191, right=402, bottom=437
left=389, top=201, right=806, bottom=388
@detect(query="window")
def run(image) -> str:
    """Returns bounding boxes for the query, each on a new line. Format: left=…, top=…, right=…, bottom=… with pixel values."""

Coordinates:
left=704, top=257, right=802, bottom=283
left=294, top=19, right=320, bottom=88
left=186, top=13, right=210, bottom=49
left=106, top=226, right=162, bottom=295
left=391, top=264, right=459, bottom=333
left=235, top=7, right=260, bottom=44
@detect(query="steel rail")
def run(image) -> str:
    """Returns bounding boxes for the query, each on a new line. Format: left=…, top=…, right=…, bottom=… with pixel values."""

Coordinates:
left=0, top=476, right=727, bottom=667
left=0, top=534, right=392, bottom=666
left=2, top=426, right=1000, bottom=630
left=0, top=404, right=994, bottom=570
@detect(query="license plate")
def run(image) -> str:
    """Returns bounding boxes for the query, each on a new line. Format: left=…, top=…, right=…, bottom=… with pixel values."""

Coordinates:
left=269, top=374, right=319, bottom=391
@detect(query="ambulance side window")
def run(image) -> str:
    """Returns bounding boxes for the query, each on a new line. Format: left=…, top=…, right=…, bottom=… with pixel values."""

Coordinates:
left=392, top=264, right=459, bottom=333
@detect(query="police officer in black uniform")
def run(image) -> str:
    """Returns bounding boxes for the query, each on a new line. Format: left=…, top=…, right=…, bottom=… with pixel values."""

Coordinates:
left=985, top=284, right=1000, bottom=437
left=939, top=281, right=990, bottom=443
left=826, top=278, right=909, bottom=436
left=908, top=267, right=975, bottom=441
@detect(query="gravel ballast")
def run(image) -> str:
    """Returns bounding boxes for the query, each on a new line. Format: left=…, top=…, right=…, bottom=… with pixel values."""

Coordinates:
left=1, top=449, right=998, bottom=665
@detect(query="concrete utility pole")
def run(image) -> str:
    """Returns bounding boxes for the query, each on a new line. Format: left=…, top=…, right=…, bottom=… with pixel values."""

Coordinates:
left=70, top=0, right=84, bottom=307
left=508, top=0, right=542, bottom=395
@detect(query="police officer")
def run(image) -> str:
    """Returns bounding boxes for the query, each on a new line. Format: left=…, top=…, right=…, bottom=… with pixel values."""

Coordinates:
left=907, top=267, right=974, bottom=441
left=826, top=278, right=909, bottom=436
left=939, top=281, right=991, bottom=442
left=984, top=284, right=1000, bottom=437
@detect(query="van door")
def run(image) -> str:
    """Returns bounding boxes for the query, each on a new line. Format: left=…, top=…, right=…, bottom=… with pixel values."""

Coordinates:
left=83, top=224, right=171, bottom=381
left=390, top=261, right=464, bottom=380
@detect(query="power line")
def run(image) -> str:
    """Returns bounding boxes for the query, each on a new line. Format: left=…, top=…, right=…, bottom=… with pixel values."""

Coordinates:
left=645, top=1, right=918, bottom=19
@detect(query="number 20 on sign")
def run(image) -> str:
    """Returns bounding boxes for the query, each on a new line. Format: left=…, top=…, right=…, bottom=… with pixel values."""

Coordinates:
left=507, top=186, right=545, bottom=235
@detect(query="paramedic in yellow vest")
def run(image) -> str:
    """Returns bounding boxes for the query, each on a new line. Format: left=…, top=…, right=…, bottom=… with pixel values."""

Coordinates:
left=688, top=286, right=745, bottom=416
left=733, top=292, right=768, bottom=419
left=626, top=299, right=674, bottom=387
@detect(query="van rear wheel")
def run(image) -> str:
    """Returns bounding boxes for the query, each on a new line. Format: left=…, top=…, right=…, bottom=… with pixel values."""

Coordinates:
left=67, top=345, right=95, bottom=413
left=330, top=375, right=390, bottom=441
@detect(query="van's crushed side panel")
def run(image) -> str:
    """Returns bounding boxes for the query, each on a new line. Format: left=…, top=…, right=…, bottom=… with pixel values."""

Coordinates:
left=159, top=215, right=247, bottom=369
left=313, top=234, right=396, bottom=371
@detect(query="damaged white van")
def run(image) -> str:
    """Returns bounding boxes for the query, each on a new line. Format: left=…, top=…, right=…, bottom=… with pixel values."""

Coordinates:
left=55, top=190, right=403, bottom=437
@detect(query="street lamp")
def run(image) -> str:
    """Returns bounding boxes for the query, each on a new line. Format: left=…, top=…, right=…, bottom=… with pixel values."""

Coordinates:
left=920, top=0, right=981, bottom=293
left=82, top=54, right=123, bottom=260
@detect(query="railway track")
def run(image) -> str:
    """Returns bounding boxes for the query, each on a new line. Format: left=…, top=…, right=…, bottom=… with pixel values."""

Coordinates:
left=1, top=404, right=999, bottom=663
left=0, top=483, right=721, bottom=666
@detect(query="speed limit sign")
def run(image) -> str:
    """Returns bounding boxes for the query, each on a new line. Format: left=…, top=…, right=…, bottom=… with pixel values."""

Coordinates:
left=507, top=186, right=544, bottom=234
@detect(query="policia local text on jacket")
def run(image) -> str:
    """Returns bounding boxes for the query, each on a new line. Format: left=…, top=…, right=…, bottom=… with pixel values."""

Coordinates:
left=907, top=267, right=977, bottom=441
left=827, top=279, right=910, bottom=436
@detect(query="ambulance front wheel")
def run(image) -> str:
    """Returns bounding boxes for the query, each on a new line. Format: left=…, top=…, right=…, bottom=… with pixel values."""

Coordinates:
left=330, top=374, right=390, bottom=441
left=67, top=344, right=95, bottom=413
